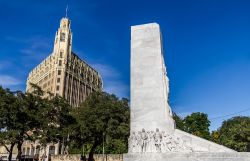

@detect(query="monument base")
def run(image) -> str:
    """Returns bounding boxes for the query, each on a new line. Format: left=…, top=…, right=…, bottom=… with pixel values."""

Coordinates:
left=128, top=129, right=235, bottom=153
left=123, top=152, right=250, bottom=161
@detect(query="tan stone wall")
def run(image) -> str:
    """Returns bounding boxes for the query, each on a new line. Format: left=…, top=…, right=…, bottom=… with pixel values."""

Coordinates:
left=51, top=154, right=123, bottom=161
left=0, top=145, right=18, bottom=154
left=94, top=154, right=123, bottom=161
left=52, top=154, right=81, bottom=161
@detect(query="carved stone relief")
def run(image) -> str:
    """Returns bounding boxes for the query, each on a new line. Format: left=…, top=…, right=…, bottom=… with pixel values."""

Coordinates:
left=128, top=128, right=193, bottom=153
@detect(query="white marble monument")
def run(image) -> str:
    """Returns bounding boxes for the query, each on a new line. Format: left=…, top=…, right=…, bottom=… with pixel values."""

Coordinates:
left=124, top=23, right=250, bottom=161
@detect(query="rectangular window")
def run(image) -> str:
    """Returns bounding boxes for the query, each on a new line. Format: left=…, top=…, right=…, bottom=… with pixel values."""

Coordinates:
left=26, top=147, right=30, bottom=155
left=57, top=78, right=60, bottom=83
left=60, top=33, right=65, bottom=42
left=60, top=52, right=63, bottom=58
left=58, top=70, right=61, bottom=75
left=56, top=85, right=60, bottom=91
left=49, top=146, right=56, bottom=155
left=59, top=60, right=62, bottom=66
left=31, top=147, right=35, bottom=156
left=22, top=148, right=26, bottom=154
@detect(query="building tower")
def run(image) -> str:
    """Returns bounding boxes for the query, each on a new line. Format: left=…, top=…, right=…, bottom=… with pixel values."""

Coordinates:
left=26, top=16, right=102, bottom=107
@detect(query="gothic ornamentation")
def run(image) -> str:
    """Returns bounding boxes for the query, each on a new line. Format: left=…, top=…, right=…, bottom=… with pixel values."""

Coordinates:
left=128, top=128, right=193, bottom=153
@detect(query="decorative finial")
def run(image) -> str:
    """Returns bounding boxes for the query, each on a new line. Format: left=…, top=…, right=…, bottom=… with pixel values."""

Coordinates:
left=65, top=5, right=68, bottom=18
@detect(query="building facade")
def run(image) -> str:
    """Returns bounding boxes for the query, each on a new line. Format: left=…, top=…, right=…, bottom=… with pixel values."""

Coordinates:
left=17, top=17, right=102, bottom=161
left=26, top=17, right=102, bottom=107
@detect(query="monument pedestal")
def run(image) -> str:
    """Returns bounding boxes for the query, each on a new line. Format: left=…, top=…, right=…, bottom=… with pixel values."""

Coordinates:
left=124, top=152, right=250, bottom=161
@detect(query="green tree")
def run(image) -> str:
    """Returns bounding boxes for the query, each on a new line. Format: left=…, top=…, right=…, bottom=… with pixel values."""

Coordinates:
left=73, top=92, right=129, bottom=161
left=14, top=84, right=48, bottom=161
left=183, top=112, right=211, bottom=140
left=38, top=96, right=76, bottom=155
left=0, top=86, right=43, bottom=161
left=216, top=116, right=250, bottom=152
left=172, top=112, right=184, bottom=131
left=210, top=130, right=220, bottom=143
left=0, top=84, right=74, bottom=161
left=0, top=87, right=18, bottom=161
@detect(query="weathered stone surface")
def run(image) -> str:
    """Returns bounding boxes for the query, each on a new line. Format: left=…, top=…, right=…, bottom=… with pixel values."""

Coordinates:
left=124, top=153, right=250, bottom=161
left=174, top=129, right=234, bottom=152
left=130, top=23, right=174, bottom=134
left=129, top=23, right=234, bottom=154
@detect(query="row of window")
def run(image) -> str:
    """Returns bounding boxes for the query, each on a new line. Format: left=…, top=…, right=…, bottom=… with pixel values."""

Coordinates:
left=22, top=145, right=55, bottom=156
left=31, top=55, right=54, bottom=75
left=57, top=70, right=62, bottom=92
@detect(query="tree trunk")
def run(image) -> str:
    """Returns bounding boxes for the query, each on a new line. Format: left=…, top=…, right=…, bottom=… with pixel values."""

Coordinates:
left=8, top=143, right=15, bottom=161
left=88, top=141, right=99, bottom=161
left=16, top=142, right=23, bottom=161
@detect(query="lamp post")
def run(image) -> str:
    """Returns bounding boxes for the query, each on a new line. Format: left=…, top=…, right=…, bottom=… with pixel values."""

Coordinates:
left=102, top=132, right=105, bottom=161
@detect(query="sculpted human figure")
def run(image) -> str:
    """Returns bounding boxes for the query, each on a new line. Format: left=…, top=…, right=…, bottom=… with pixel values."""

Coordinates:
left=149, top=131, right=156, bottom=152
left=137, top=131, right=142, bottom=153
left=174, top=137, right=182, bottom=151
left=129, top=131, right=137, bottom=153
left=146, top=131, right=151, bottom=152
left=141, top=128, right=148, bottom=153
left=154, top=128, right=162, bottom=152
left=168, top=135, right=176, bottom=151
left=165, top=134, right=173, bottom=151
left=161, top=131, right=170, bottom=152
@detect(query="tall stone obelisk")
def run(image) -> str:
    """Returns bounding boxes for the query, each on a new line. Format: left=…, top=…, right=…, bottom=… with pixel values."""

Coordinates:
left=123, top=23, right=250, bottom=161
left=130, top=23, right=175, bottom=134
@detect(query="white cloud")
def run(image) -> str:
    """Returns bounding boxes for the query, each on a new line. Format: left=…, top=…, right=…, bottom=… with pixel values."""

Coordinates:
left=0, top=75, right=21, bottom=86
left=92, top=63, right=129, bottom=98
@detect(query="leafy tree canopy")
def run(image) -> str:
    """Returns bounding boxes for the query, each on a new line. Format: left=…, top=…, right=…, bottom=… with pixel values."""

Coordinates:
left=0, top=84, right=76, bottom=160
left=215, top=116, right=250, bottom=152
left=73, top=91, right=129, bottom=161
left=0, top=86, right=43, bottom=161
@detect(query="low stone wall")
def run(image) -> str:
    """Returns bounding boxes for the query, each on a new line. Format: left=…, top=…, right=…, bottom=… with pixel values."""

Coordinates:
left=94, top=154, right=123, bottom=161
left=52, top=154, right=81, bottom=161
left=51, top=154, right=123, bottom=161
left=124, top=152, right=250, bottom=161
left=52, top=153, right=250, bottom=161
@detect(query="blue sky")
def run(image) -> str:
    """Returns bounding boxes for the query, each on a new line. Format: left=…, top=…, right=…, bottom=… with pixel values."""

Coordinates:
left=0, top=0, right=250, bottom=131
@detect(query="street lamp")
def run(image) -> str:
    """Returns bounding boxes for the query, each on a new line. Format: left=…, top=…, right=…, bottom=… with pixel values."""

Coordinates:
left=102, top=132, right=105, bottom=161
